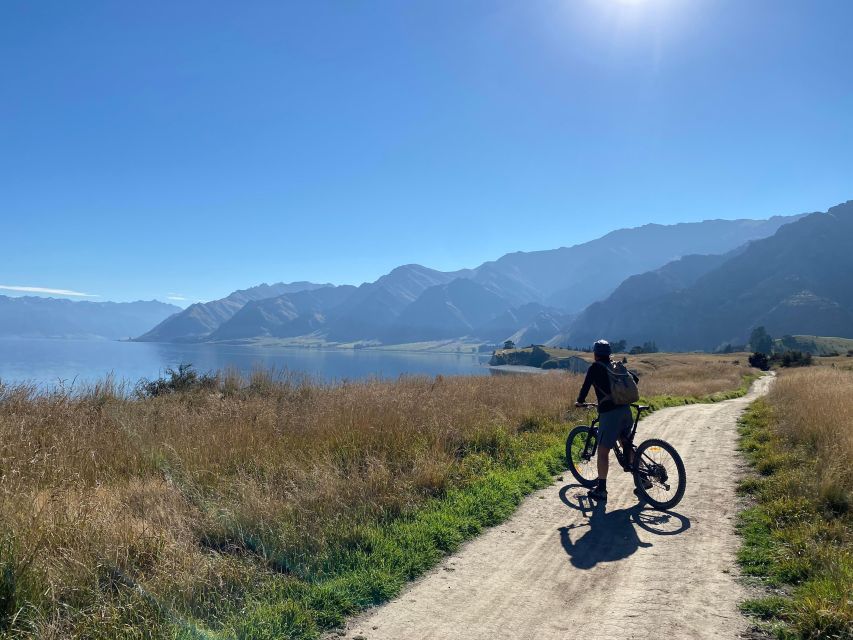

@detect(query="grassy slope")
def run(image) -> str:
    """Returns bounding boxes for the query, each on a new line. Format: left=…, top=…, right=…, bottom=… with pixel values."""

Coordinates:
left=215, top=376, right=758, bottom=640
left=736, top=380, right=852, bottom=638
left=774, top=335, right=853, bottom=356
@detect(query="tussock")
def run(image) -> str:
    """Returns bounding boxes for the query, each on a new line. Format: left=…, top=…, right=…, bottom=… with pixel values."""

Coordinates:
left=768, top=367, right=853, bottom=503
left=737, top=367, right=852, bottom=638
left=0, top=357, right=750, bottom=638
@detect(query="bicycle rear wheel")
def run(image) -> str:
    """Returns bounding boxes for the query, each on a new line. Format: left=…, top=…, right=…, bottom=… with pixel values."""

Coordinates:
left=565, top=425, right=598, bottom=487
left=633, top=438, right=686, bottom=510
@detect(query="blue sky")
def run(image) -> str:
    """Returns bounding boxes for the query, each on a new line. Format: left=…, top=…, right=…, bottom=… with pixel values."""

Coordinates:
left=2, top=0, right=851, bottom=304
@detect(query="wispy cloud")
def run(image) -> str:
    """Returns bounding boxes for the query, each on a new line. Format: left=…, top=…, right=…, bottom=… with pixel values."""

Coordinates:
left=167, top=293, right=189, bottom=301
left=0, top=284, right=99, bottom=297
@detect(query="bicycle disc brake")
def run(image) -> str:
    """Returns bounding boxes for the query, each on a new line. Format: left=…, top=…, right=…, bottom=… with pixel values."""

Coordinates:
left=643, top=462, right=670, bottom=490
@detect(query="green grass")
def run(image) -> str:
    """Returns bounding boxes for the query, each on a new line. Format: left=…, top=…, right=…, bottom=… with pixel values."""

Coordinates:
left=736, top=401, right=852, bottom=640
left=178, top=427, right=570, bottom=639
left=191, top=376, right=760, bottom=640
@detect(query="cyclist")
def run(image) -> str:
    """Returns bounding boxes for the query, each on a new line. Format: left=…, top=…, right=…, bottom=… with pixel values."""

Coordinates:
left=575, top=339, right=640, bottom=501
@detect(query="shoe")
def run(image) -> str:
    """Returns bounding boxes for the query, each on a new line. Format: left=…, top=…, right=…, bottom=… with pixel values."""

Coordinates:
left=587, top=486, right=608, bottom=501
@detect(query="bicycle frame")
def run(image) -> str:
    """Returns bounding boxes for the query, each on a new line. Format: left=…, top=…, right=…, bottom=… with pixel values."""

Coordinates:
left=578, top=404, right=647, bottom=468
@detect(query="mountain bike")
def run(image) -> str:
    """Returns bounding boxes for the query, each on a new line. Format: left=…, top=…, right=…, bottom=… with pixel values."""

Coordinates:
left=565, top=403, right=686, bottom=510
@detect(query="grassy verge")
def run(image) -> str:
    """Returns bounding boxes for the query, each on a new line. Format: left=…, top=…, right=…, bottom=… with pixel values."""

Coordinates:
left=215, top=436, right=567, bottom=639
left=645, top=373, right=758, bottom=409
left=0, top=360, right=755, bottom=639
left=216, top=374, right=761, bottom=640
left=736, top=371, right=852, bottom=639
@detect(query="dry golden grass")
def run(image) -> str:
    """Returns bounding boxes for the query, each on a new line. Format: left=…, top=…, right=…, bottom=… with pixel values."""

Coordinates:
left=737, top=366, right=852, bottom=637
left=0, top=356, right=750, bottom=638
left=811, top=353, right=853, bottom=372
left=617, top=352, right=752, bottom=398
left=767, top=367, right=853, bottom=504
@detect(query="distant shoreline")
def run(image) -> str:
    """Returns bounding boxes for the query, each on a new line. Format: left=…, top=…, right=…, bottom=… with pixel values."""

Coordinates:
left=487, top=365, right=551, bottom=375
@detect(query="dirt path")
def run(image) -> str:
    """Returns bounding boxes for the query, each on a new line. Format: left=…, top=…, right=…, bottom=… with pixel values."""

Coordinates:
left=334, top=376, right=773, bottom=640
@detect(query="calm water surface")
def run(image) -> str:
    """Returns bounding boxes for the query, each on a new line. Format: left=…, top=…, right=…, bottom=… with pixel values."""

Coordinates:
left=0, top=338, right=490, bottom=389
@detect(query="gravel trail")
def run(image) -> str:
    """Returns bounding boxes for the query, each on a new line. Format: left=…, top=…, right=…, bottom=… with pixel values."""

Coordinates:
left=334, top=375, right=773, bottom=640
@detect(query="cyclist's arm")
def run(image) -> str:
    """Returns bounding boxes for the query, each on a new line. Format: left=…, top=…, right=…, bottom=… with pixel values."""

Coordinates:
left=576, top=366, right=595, bottom=406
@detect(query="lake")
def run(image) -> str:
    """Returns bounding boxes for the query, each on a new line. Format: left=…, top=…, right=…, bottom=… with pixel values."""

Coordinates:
left=0, top=338, right=491, bottom=390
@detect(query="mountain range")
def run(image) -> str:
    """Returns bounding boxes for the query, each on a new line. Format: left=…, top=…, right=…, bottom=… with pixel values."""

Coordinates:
left=0, top=297, right=180, bottom=340
left=133, top=210, right=814, bottom=347
left=135, top=281, right=331, bottom=342
left=565, top=201, right=853, bottom=350
left=7, top=203, right=851, bottom=351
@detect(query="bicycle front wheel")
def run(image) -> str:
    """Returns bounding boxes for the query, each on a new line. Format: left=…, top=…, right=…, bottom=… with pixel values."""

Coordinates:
left=565, top=425, right=598, bottom=487
left=633, top=438, right=686, bottom=511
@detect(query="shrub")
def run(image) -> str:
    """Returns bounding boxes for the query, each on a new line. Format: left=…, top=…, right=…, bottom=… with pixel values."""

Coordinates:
left=770, top=351, right=813, bottom=368
left=749, top=352, right=770, bottom=371
left=136, top=363, right=217, bottom=397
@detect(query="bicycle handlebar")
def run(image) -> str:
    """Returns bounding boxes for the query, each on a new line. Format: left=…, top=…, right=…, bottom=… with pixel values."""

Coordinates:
left=575, top=402, right=650, bottom=411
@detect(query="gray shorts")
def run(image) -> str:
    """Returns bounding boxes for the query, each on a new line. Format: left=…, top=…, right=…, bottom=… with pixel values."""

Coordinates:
left=598, top=405, right=633, bottom=449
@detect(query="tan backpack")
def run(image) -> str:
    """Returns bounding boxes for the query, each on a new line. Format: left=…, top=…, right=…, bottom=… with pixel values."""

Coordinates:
left=600, top=360, right=640, bottom=405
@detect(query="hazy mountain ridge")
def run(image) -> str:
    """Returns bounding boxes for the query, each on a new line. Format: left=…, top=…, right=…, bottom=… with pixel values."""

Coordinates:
left=323, top=265, right=459, bottom=341
left=564, top=252, right=738, bottom=343
left=130, top=209, right=821, bottom=348
left=474, top=303, right=561, bottom=344
left=135, top=281, right=331, bottom=342
left=565, top=201, right=853, bottom=350
left=0, top=297, right=181, bottom=340
left=210, top=285, right=358, bottom=340
left=472, top=214, right=806, bottom=311
left=384, top=278, right=513, bottom=343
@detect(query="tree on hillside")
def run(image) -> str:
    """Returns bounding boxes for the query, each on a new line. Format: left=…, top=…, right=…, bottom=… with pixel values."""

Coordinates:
left=610, top=339, right=627, bottom=353
left=628, top=341, right=659, bottom=355
left=749, top=326, right=773, bottom=354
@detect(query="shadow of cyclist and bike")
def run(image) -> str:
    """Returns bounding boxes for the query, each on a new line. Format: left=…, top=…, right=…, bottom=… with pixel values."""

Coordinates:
left=557, top=484, right=691, bottom=570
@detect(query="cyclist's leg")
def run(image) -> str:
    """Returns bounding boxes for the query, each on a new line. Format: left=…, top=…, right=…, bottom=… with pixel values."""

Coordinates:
left=597, top=444, right=611, bottom=480
left=619, top=434, right=634, bottom=468
left=596, top=408, right=626, bottom=482
left=614, top=407, right=635, bottom=468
